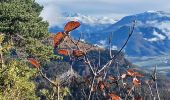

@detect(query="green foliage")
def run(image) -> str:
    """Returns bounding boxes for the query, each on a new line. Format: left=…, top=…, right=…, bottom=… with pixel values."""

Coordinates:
left=0, top=0, right=58, bottom=62
left=0, top=60, right=39, bottom=100
left=0, top=0, right=58, bottom=99
left=0, top=0, right=48, bottom=39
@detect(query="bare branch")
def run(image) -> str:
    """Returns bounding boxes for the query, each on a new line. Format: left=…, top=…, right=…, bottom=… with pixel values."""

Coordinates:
left=97, top=21, right=135, bottom=74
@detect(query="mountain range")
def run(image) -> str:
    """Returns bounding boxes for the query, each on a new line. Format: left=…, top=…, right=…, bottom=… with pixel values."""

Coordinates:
left=49, top=11, right=170, bottom=57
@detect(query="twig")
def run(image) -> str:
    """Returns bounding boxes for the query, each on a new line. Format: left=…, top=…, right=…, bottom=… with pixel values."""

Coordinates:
left=39, top=69, right=58, bottom=87
left=97, top=21, right=135, bottom=75
left=109, top=33, right=113, bottom=58
left=88, top=75, right=96, bottom=100
left=154, top=65, right=160, bottom=100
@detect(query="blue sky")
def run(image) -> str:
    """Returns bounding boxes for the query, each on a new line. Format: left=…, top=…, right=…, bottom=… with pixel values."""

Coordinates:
left=35, top=0, right=170, bottom=26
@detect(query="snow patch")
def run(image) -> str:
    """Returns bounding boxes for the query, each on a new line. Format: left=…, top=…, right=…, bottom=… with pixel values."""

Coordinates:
left=63, top=13, right=116, bottom=25
left=144, top=30, right=166, bottom=42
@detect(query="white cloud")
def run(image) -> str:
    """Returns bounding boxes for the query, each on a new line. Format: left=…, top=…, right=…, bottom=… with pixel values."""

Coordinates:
left=35, top=0, right=170, bottom=27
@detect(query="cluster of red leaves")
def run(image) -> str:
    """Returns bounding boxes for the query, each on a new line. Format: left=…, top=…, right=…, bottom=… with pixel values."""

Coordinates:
left=52, top=21, right=85, bottom=58
left=53, top=21, right=80, bottom=47
left=127, top=69, right=143, bottom=86
left=81, top=68, right=145, bottom=99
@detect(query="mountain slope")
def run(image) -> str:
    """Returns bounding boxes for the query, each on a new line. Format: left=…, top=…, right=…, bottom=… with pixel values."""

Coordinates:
left=49, top=11, right=170, bottom=56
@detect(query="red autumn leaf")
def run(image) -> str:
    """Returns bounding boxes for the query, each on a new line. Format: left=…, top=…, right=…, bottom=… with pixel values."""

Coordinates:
left=53, top=32, right=66, bottom=47
left=57, top=49, right=69, bottom=56
left=72, top=50, right=85, bottom=57
left=27, top=58, right=40, bottom=69
left=64, top=21, right=80, bottom=33
left=127, top=69, right=143, bottom=77
left=98, top=81, right=105, bottom=91
left=133, top=77, right=141, bottom=86
left=108, top=93, right=120, bottom=100
left=127, top=69, right=135, bottom=76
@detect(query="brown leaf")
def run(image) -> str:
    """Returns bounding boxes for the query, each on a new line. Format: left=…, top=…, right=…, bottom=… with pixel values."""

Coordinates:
left=53, top=32, right=66, bottom=47
left=127, top=69, right=135, bottom=76
left=109, top=76, right=116, bottom=81
left=64, top=21, right=80, bottom=33
left=108, top=93, right=120, bottom=100
left=72, top=50, right=85, bottom=57
left=98, top=81, right=105, bottom=91
left=127, top=69, right=143, bottom=77
left=57, top=49, right=69, bottom=56
left=27, top=58, right=40, bottom=69
left=133, top=77, right=141, bottom=86
left=121, top=73, right=127, bottom=79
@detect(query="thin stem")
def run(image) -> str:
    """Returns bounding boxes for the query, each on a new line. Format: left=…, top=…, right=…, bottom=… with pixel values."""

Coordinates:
left=97, top=21, right=135, bottom=74
left=88, top=75, right=96, bottom=100
left=57, top=83, right=60, bottom=100
left=39, top=69, right=58, bottom=87
left=154, top=65, right=160, bottom=100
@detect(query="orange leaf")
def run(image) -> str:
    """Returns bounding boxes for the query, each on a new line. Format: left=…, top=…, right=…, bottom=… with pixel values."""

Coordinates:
left=27, top=58, right=40, bottom=69
left=58, top=49, right=69, bottom=56
left=53, top=32, right=66, bottom=47
left=72, top=50, right=85, bottom=57
left=127, top=69, right=135, bottom=76
left=133, top=77, right=141, bottom=86
left=108, top=93, right=120, bottom=100
left=64, top=21, right=80, bottom=33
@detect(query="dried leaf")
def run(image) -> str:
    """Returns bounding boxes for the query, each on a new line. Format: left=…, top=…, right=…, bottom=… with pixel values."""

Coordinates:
left=27, top=58, right=40, bottom=69
left=121, top=73, right=127, bottom=79
left=72, top=50, right=85, bottom=57
left=108, top=93, right=120, bottom=100
left=133, top=77, right=141, bottom=86
left=98, top=81, right=105, bottom=91
left=109, top=76, right=116, bottom=81
left=127, top=69, right=135, bottom=76
left=58, top=49, right=69, bottom=56
left=53, top=32, right=66, bottom=47
left=127, top=69, right=143, bottom=77
left=64, top=21, right=80, bottom=33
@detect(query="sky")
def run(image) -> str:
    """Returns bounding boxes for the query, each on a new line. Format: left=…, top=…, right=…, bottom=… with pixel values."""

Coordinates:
left=35, top=0, right=170, bottom=27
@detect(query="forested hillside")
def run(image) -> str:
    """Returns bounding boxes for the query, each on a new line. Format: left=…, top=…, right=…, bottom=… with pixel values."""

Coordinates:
left=0, top=0, right=170, bottom=100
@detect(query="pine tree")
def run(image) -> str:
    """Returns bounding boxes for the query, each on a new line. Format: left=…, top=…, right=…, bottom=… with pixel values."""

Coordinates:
left=0, top=0, right=56, bottom=99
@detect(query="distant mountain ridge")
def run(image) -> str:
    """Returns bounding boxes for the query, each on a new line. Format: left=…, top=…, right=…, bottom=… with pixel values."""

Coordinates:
left=49, top=11, right=170, bottom=56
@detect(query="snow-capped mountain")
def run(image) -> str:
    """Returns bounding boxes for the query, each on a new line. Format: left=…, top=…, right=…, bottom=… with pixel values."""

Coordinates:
left=49, top=12, right=117, bottom=35
left=49, top=11, right=170, bottom=56
left=62, top=12, right=117, bottom=25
